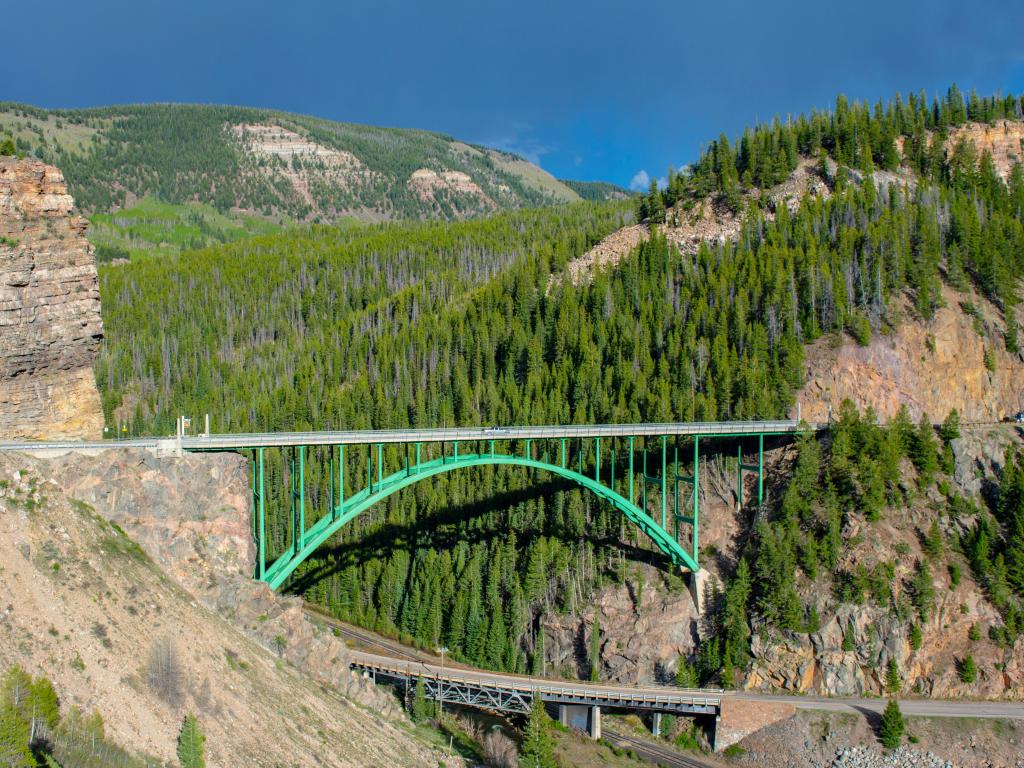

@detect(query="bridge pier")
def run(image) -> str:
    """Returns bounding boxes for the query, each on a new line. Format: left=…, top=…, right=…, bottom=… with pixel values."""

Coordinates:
left=687, top=567, right=711, bottom=614
left=651, top=711, right=661, bottom=737
left=558, top=704, right=601, bottom=739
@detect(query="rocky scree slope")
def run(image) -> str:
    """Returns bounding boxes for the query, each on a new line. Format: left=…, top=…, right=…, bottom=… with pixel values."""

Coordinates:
left=0, top=156, right=104, bottom=439
left=0, top=450, right=458, bottom=767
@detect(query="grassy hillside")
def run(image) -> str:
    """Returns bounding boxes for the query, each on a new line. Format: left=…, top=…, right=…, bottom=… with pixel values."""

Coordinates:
left=0, top=102, right=580, bottom=224
left=89, top=197, right=284, bottom=261
left=93, top=87, right=1024, bottom=697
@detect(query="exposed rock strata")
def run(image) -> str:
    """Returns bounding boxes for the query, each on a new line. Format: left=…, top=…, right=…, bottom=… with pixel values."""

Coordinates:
left=0, top=157, right=103, bottom=439
left=798, top=287, right=1024, bottom=424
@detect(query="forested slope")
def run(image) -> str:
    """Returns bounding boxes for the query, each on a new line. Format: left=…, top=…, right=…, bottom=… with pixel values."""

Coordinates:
left=0, top=102, right=579, bottom=222
left=95, top=87, right=1024, bottom=693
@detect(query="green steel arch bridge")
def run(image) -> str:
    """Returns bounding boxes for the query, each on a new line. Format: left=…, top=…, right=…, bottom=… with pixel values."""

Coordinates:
left=0, top=420, right=816, bottom=590
left=184, top=420, right=815, bottom=590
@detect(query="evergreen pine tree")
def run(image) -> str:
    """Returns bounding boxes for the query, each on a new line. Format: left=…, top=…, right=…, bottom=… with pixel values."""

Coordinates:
left=959, top=655, right=977, bottom=683
left=885, top=658, right=901, bottom=694
left=923, top=520, right=943, bottom=559
left=0, top=705, right=32, bottom=768
left=879, top=699, right=905, bottom=749
left=909, top=623, right=923, bottom=651
left=519, top=696, right=557, bottom=768
left=912, top=414, right=938, bottom=487
left=177, top=714, right=207, bottom=768
left=411, top=677, right=430, bottom=722
left=589, top=618, right=601, bottom=682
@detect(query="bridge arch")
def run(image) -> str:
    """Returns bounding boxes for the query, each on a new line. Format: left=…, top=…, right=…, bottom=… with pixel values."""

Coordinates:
left=260, top=450, right=698, bottom=590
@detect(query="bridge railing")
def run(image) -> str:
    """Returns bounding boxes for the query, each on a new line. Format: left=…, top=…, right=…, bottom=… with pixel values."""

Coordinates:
left=179, top=419, right=812, bottom=449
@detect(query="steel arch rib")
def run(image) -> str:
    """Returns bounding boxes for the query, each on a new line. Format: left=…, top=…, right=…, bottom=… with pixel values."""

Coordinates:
left=262, top=452, right=698, bottom=589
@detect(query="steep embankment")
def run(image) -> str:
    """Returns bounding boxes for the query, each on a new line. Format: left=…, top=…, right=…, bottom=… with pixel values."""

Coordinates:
left=0, top=157, right=104, bottom=439
left=0, top=451, right=456, bottom=767
left=0, top=102, right=579, bottom=224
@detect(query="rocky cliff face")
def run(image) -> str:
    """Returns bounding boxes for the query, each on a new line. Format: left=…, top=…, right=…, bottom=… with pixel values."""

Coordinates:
left=0, top=157, right=103, bottom=439
left=541, top=567, right=699, bottom=685
left=798, top=286, right=1024, bottom=424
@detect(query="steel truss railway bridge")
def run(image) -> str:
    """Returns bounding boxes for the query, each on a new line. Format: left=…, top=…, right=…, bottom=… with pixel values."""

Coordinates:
left=350, top=650, right=721, bottom=741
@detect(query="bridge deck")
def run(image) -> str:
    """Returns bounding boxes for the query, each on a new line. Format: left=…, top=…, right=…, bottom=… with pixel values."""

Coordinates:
left=350, top=650, right=722, bottom=716
left=0, top=419, right=812, bottom=452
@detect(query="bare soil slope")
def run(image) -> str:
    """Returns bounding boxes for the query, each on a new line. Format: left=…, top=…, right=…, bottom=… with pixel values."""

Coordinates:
left=0, top=451, right=458, bottom=767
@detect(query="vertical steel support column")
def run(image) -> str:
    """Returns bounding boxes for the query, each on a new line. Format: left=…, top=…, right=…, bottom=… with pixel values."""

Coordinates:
left=338, top=444, right=344, bottom=516
left=454, top=440, right=459, bottom=460
left=578, top=438, right=583, bottom=474
left=289, top=448, right=297, bottom=556
left=628, top=436, right=634, bottom=504
left=595, top=436, right=601, bottom=482
left=298, top=445, right=305, bottom=551
left=673, top=445, right=679, bottom=541
left=377, top=443, right=383, bottom=488
left=661, top=435, right=667, bottom=530
left=693, top=436, right=700, bottom=564
left=610, top=448, right=616, bottom=494
left=367, top=445, right=372, bottom=492
left=525, top=439, right=531, bottom=460
left=415, top=442, right=421, bottom=473
left=737, top=442, right=743, bottom=509
left=489, top=440, right=495, bottom=458
left=560, top=438, right=567, bottom=468
left=329, top=446, right=335, bottom=516
left=257, top=448, right=265, bottom=579
left=642, top=440, right=647, bottom=512
left=758, top=433, right=764, bottom=506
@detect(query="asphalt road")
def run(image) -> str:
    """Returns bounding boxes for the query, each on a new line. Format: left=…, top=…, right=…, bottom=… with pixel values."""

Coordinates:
left=730, top=692, right=1024, bottom=719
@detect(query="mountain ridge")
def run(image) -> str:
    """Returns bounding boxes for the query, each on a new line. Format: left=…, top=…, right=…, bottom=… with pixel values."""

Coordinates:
left=0, top=101, right=581, bottom=223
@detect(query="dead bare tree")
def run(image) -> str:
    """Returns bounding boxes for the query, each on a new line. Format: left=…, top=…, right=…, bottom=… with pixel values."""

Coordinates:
left=704, top=454, right=735, bottom=507
left=482, top=729, right=518, bottom=768
left=145, top=635, right=183, bottom=708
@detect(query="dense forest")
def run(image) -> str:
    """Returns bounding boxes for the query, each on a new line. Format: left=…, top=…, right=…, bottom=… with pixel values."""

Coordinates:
left=0, top=102, right=578, bottom=221
left=96, top=86, right=1024, bottom=680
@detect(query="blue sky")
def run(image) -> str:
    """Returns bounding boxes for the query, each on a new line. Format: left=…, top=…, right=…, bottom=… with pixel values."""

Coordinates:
left=5, top=0, right=1024, bottom=189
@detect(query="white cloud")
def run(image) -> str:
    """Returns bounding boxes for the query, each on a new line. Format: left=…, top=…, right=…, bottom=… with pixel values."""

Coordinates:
left=482, top=124, right=554, bottom=167
left=629, top=170, right=650, bottom=191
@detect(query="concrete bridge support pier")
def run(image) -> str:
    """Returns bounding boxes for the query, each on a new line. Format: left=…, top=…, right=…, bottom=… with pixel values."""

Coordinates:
left=558, top=704, right=602, bottom=739
left=651, top=712, right=662, bottom=737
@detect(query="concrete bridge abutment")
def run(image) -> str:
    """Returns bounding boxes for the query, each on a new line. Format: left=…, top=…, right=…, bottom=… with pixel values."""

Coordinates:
left=557, top=704, right=601, bottom=739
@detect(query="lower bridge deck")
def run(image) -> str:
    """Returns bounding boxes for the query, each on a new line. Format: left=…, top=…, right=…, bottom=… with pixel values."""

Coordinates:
left=349, top=651, right=722, bottom=719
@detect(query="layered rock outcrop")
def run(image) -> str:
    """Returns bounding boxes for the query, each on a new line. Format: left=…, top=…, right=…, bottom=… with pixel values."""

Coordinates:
left=0, top=157, right=103, bottom=439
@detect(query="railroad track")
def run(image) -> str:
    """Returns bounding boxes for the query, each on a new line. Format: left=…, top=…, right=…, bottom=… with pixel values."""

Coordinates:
left=301, top=606, right=427, bottom=663
left=603, top=729, right=715, bottom=768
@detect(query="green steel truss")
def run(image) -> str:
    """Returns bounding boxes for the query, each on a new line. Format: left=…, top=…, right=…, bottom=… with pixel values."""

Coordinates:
left=246, top=434, right=774, bottom=591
